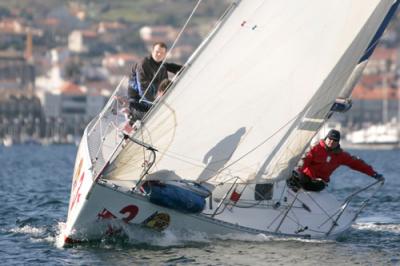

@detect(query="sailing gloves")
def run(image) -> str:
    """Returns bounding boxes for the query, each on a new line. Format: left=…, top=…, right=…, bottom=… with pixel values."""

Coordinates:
left=372, top=172, right=384, bottom=182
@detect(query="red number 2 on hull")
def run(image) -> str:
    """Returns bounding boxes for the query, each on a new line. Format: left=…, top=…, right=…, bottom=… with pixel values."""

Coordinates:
left=119, top=205, right=139, bottom=223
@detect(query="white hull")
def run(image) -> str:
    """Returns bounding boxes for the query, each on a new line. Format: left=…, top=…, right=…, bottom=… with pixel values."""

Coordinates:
left=64, top=178, right=357, bottom=243
left=63, top=129, right=360, bottom=244
left=345, top=123, right=400, bottom=149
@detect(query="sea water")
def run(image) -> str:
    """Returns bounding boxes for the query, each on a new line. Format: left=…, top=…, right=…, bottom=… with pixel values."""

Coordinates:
left=0, top=145, right=399, bottom=265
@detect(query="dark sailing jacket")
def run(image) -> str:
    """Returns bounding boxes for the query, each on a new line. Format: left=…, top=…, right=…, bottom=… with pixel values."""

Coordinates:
left=299, top=140, right=376, bottom=182
left=128, top=55, right=182, bottom=102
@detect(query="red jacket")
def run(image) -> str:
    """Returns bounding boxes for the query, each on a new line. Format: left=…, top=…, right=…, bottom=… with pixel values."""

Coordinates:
left=299, top=140, right=375, bottom=182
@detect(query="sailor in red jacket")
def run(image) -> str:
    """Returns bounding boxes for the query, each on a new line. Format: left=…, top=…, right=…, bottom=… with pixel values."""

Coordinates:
left=290, top=129, right=384, bottom=192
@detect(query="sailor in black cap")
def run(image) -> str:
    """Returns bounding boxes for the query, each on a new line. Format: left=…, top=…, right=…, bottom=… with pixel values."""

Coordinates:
left=289, top=129, right=384, bottom=192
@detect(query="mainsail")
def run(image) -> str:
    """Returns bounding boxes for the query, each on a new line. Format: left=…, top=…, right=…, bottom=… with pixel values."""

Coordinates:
left=105, top=0, right=395, bottom=184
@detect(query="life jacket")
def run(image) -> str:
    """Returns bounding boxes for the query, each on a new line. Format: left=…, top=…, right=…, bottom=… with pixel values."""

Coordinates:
left=128, top=66, right=153, bottom=109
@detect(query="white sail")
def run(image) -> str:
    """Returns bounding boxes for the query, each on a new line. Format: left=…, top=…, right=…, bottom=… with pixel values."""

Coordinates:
left=105, top=0, right=394, bottom=184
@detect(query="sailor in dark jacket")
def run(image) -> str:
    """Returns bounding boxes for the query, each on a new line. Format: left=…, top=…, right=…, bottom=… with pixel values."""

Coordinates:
left=128, top=42, right=182, bottom=111
left=128, top=78, right=172, bottom=123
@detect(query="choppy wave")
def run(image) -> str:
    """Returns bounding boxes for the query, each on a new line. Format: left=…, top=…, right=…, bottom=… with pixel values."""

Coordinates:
left=54, top=222, right=67, bottom=248
left=5, top=224, right=57, bottom=246
left=212, top=232, right=333, bottom=244
left=125, top=226, right=211, bottom=247
left=55, top=220, right=334, bottom=248
left=9, top=225, right=46, bottom=236
left=354, top=222, right=400, bottom=234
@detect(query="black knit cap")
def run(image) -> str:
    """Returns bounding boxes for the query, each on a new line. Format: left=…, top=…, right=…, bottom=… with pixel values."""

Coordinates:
left=326, top=129, right=341, bottom=141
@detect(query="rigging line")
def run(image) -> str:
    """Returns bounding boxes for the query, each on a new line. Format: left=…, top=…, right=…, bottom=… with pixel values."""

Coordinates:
left=278, top=182, right=289, bottom=203
left=159, top=151, right=245, bottom=184
left=153, top=119, right=294, bottom=171
left=267, top=201, right=311, bottom=230
left=216, top=175, right=239, bottom=185
left=212, top=99, right=335, bottom=177
left=302, top=190, right=337, bottom=224
left=267, top=209, right=285, bottom=229
left=272, top=206, right=304, bottom=231
left=139, top=0, right=203, bottom=104
left=137, top=127, right=148, bottom=160
left=215, top=112, right=300, bottom=175
left=159, top=150, right=206, bottom=169
left=149, top=98, right=334, bottom=180
left=286, top=186, right=325, bottom=216
left=302, top=227, right=330, bottom=234
left=229, top=198, right=263, bottom=209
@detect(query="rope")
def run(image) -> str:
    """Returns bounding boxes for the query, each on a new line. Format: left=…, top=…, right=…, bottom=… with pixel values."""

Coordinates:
left=139, top=0, right=203, bottom=104
left=217, top=99, right=337, bottom=177
left=142, top=99, right=335, bottom=184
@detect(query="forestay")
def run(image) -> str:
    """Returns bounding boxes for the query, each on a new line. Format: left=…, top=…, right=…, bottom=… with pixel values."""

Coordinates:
left=105, top=0, right=394, bottom=184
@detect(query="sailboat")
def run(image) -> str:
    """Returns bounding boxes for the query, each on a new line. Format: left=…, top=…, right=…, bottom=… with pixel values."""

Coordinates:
left=345, top=122, right=400, bottom=148
left=345, top=76, right=400, bottom=149
left=2, top=135, right=13, bottom=147
left=63, top=0, right=398, bottom=245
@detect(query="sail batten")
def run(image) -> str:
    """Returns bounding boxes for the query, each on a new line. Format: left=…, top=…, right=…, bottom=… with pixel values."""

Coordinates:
left=107, top=0, right=395, bottom=184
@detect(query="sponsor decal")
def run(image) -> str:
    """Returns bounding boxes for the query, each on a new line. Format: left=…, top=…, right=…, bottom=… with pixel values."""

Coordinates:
left=141, top=211, right=170, bottom=231
left=69, top=172, right=85, bottom=211
left=97, top=208, right=117, bottom=220
left=119, top=205, right=139, bottom=223
left=97, top=205, right=139, bottom=223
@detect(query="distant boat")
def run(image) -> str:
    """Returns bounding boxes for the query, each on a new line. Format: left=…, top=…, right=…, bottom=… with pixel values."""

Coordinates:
left=345, top=122, right=400, bottom=149
left=62, top=0, right=397, bottom=245
left=3, top=136, right=13, bottom=147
